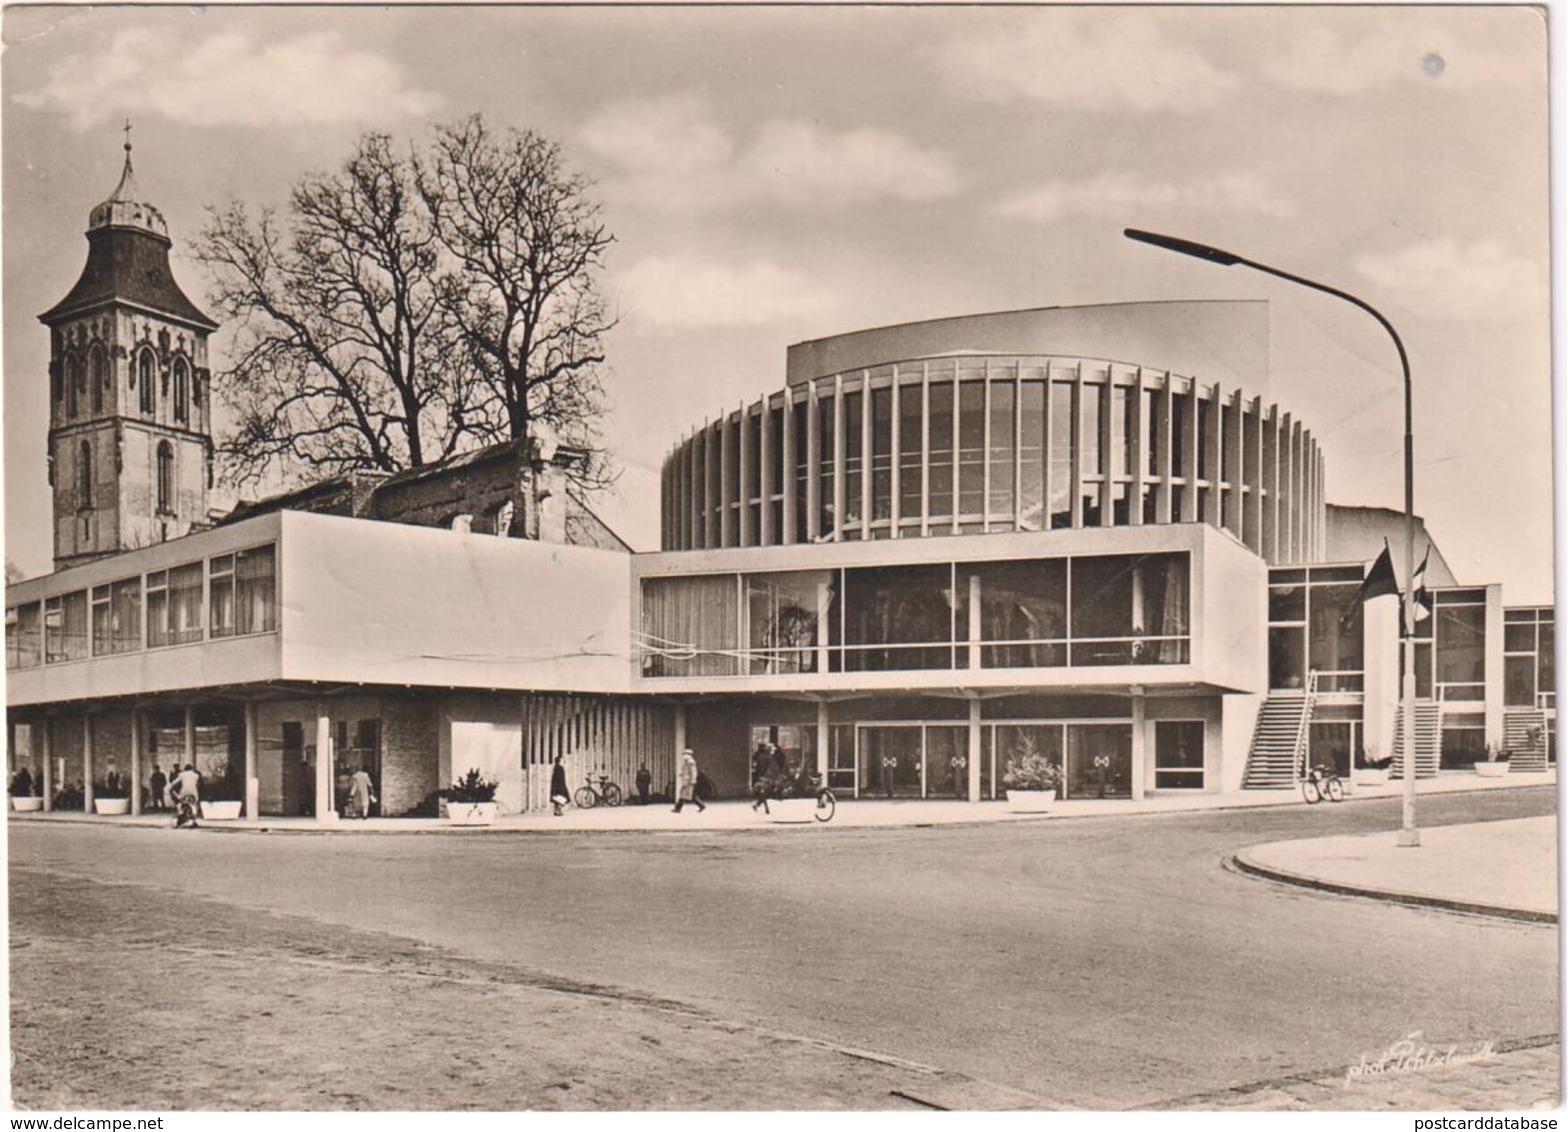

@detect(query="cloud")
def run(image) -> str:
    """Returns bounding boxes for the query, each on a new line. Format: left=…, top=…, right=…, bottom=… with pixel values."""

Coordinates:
left=1258, top=19, right=1540, bottom=94
left=1352, top=239, right=1543, bottom=318
left=580, top=92, right=959, bottom=214
left=998, top=171, right=1295, bottom=224
left=617, top=255, right=837, bottom=331
left=17, top=28, right=441, bottom=129
left=936, top=12, right=1240, bottom=112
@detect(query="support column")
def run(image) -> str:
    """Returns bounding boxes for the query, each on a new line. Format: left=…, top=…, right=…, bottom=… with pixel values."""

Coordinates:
left=816, top=700, right=830, bottom=780
left=315, top=705, right=333, bottom=822
left=967, top=572, right=982, bottom=671
left=1131, top=687, right=1147, bottom=802
left=244, top=701, right=259, bottom=820
left=967, top=698, right=983, bottom=803
left=129, top=709, right=142, bottom=816
left=41, top=718, right=53, bottom=812
left=183, top=705, right=195, bottom=775
left=83, top=711, right=95, bottom=812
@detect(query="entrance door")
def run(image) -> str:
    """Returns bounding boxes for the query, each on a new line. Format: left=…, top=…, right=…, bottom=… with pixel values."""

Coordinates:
left=924, top=726, right=969, bottom=799
left=279, top=722, right=311, bottom=817
left=1066, top=724, right=1132, bottom=799
left=859, top=726, right=922, bottom=798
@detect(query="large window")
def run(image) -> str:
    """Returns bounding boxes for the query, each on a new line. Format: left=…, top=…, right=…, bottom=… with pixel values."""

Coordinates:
left=988, top=378, right=1016, bottom=524
left=90, top=577, right=141, bottom=656
left=927, top=378, right=954, bottom=526
left=173, top=358, right=190, bottom=424
left=871, top=385, right=893, bottom=526
left=1049, top=382, right=1073, bottom=528
left=137, top=350, right=156, bottom=414
left=897, top=377, right=924, bottom=528
left=77, top=440, right=93, bottom=509
left=210, top=545, right=276, bottom=638
left=6, top=604, right=41, bottom=669
left=146, top=562, right=204, bottom=647
left=639, top=550, right=1191, bottom=677
left=44, top=591, right=88, bottom=662
left=957, top=379, right=985, bottom=519
left=841, top=563, right=957, bottom=671
left=1434, top=592, right=1486, bottom=700
left=157, top=441, right=175, bottom=513
left=1268, top=565, right=1366, bottom=691
left=89, top=344, right=107, bottom=414
left=1503, top=607, right=1554, bottom=710
left=842, top=390, right=864, bottom=535
left=1018, top=377, right=1045, bottom=531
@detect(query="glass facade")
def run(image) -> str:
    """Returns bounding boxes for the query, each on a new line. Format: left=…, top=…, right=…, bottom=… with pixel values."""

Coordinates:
left=662, top=356, right=1325, bottom=566
left=639, top=551, right=1190, bottom=678
left=6, top=542, right=277, bottom=670
left=1267, top=564, right=1365, bottom=691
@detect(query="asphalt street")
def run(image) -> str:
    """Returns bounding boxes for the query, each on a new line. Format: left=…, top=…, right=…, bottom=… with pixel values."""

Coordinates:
left=9, top=786, right=1557, bottom=1108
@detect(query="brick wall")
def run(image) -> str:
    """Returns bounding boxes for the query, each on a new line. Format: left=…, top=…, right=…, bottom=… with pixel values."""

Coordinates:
left=381, top=692, right=440, bottom=816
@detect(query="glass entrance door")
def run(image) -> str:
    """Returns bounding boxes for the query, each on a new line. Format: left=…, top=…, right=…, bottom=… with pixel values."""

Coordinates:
left=1066, top=724, right=1132, bottom=799
left=859, top=726, right=922, bottom=798
left=924, top=726, right=969, bottom=799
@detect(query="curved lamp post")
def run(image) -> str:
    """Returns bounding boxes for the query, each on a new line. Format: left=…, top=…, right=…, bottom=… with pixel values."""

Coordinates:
left=1124, top=228, right=1420, bottom=847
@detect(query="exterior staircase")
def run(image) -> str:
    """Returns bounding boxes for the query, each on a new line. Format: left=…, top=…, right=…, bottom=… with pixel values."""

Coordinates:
left=1390, top=702, right=1442, bottom=779
left=1505, top=709, right=1550, bottom=773
left=1243, top=675, right=1317, bottom=789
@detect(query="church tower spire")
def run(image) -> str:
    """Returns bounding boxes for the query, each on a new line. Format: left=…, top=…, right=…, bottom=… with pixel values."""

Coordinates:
left=39, top=132, right=220, bottom=571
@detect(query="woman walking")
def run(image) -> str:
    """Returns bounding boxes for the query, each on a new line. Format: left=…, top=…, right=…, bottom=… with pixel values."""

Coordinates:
left=550, top=755, right=570, bottom=817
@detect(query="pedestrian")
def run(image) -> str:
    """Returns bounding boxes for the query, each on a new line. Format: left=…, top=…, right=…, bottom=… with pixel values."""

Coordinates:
left=672, top=748, right=706, bottom=813
left=172, top=763, right=201, bottom=828
left=635, top=763, right=652, bottom=805
left=750, top=742, right=772, bottom=812
left=147, top=763, right=165, bottom=812
left=550, top=755, right=570, bottom=817
left=349, top=766, right=375, bottom=820
left=10, top=766, right=33, bottom=799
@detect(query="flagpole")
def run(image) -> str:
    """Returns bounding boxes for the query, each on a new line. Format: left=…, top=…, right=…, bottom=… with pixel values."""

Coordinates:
left=1124, top=228, right=1421, bottom=847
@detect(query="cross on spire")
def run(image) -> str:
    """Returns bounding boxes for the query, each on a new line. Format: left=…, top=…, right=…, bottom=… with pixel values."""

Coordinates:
left=122, top=117, right=133, bottom=155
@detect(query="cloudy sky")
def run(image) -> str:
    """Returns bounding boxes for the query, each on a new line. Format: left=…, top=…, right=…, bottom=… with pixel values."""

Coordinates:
left=2, top=5, right=1552, bottom=599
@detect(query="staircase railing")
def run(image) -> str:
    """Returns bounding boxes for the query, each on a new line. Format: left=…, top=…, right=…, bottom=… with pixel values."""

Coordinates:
left=1294, top=670, right=1319, bottom=781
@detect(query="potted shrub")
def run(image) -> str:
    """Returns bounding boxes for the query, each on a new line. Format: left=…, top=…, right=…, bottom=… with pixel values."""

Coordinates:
left=199, top=756, right=244, bottom=820
left=1351, top=750, right=1393, bottom=788
left=9, top=767, right=42, bottom=812
left=447, top=768, right=500, bottom=826
left=91, top=770, right=131, bottom=815
left=1474, top=743, right=1511, bottom=778
left=1001, top=738, right=1065, bottom=814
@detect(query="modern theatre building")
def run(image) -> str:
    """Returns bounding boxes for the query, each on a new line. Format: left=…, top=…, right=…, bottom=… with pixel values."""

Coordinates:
left=5, top=153, right=1555, bottom=819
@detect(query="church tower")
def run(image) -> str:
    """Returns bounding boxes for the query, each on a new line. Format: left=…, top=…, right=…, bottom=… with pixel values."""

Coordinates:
left=39, top=133, right=220, bottom=572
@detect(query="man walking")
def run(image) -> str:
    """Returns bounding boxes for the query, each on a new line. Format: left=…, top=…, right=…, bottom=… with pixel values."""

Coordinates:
left=148, top=764, right=166, bottom=813
left=672, top=748, right=706, bottom=813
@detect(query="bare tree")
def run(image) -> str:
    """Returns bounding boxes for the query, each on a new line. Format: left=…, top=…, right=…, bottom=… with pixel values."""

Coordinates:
left=418, top=115, right=617, bottom=485
left=196, top=134, right=482, bottom=487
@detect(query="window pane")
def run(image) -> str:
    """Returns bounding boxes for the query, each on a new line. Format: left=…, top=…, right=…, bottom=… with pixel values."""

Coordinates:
left=1081, top=384, right=1102, bottom=475
left=1269, top=585, right=1307, bottom=622
left=843, top=564, right=955, bottom=670
left=871, top=386, right=892, bottom=522
left=842, top=391, right=864, bottom=532
left=745, top=570, right=828, bottom=674
left=169, top=562, right=204, bottom=644
left=1435, top=604, right=1486, bottom=686
left=897, top=381, right=924, bottom=523
left=1049, top=382, right=1073, bottom=528
left=1018, top=380, right=1045, bottom=531
left=928, top=382, right=954, bottom=523
left=1505, top=624, right=1536, bottom=653
left=234, top=546, right=276, bottom=635
left=1070, top=553, right=1189, bottom=665
left=818, top=398, right=836, bottom=537
left=792, top=401, right=809, bottom=541
left=989, top=381, right=1015, bottom=516
left=1506, top=656, right=1536, bottom=707
left=641, top=575, right=739, bottom=677
left=1308, top=582, right=1363, bottom=680
left=957, top=382, right=985, bottom=516
left=967, top=559, right=1067, bottom=668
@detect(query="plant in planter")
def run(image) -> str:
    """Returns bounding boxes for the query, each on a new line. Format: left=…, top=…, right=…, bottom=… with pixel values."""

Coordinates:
left=1001, top=736, right=1065, bottom=813
left=9, top=767, right=41, bottom=811
left=1474, top=742, right=1512, bottom=778
left=447, top=768, right=501, bottom=825
left=91, top=769, right=131, bottom=815
left=199, top=756, right=245, bottom=820
left=1351, top=749, right=1394, bottom=787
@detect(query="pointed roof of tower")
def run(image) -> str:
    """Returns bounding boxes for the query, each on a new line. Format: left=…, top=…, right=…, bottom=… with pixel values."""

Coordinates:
left=40, top=128, right=216, bottom=331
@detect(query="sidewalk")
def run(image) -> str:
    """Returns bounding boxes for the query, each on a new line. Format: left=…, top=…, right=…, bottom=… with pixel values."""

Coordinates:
left=10, top=769, right=1554, bottom=834
left=1234, top=815, right=1558, bottom=922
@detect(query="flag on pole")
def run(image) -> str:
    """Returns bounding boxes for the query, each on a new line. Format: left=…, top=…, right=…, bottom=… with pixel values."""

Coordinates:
left=1408, top=545, right=1433, bottom=632
left=1341, top=541, right=1399, bottom=629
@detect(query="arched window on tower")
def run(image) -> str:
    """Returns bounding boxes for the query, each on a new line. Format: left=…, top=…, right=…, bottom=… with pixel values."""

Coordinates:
left=173, top=359, right=189, bottom=424
left=137, top=350, right=156, bottom=414
left=157, top=442, right=174, bottom=514
left=78, top=440, right=93, bottom=509
left=65, top=353, right=81, bottom=418
left=88, top=344, right=107, bottom=414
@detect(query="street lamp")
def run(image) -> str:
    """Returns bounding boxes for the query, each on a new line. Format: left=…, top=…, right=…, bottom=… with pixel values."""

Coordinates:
left=1124, top=228, right=1421, bottom=847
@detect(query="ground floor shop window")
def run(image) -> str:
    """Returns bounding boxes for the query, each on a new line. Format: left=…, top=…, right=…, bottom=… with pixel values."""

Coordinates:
left=748, top=725, right=815, bottom=789
left=1441, top=720, right=1486, bottom=769
left=1155, top=720, right=1205, bottom=789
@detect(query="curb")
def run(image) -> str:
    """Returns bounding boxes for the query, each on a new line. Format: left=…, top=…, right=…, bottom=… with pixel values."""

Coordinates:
left=1229, top=848, right=1557, bottom=925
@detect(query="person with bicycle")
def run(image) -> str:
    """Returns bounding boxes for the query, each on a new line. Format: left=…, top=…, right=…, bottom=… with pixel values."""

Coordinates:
left=172, top=763, right=202, bottom=829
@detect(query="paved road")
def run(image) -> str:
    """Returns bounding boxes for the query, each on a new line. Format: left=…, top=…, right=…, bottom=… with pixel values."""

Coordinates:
left=10, top=787, right=1557, bottom=1108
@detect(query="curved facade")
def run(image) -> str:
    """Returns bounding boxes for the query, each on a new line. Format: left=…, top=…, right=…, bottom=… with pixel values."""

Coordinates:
left=661, top=306, right=1325, bottom=565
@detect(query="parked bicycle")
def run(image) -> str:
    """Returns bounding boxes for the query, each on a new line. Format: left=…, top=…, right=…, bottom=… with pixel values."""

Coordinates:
left=799, top=771, right=836, bottom=823
left=1301, top=763, right=1345, bottom=805
left=573, top=772, right=623, bottom=810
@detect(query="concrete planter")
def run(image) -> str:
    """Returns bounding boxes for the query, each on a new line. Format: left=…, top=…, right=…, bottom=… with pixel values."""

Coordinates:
left=1351, top=768, right=1391, bottom=788
left=447, top=801, right=498, bottom=826
left=11, top=796, right=43, bottom=813
left=1474, top=761, right=1511, bottom=778
left=766, top=798, right=818, bottom=824
left=93, top=797, right=131, bottom=815
left=201, top=800, right=243, bottom=820
left=1007, top=790, right=1060, bottom=814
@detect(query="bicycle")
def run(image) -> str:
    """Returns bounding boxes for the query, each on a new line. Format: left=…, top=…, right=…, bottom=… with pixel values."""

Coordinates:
left=1301, top=763, right=1345, bottom=805
left=573, top=772, right=623, bottom=810
left=798, top=771, right=836, bottom=823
